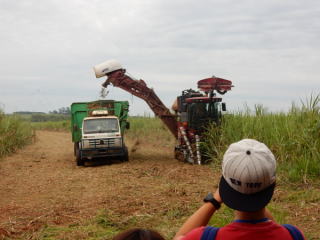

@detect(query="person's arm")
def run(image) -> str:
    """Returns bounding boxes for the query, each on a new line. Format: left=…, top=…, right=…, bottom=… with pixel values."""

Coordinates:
left=173, top=189, right=222, bottom=240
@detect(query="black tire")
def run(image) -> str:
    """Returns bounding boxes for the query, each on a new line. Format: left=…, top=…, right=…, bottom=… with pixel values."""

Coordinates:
left=122, top=147, right=129, bottom=162
left=75, top=142, right=84, bottom=166
left=174, top=148, right=185, bottom=162
left=74, top=143, right=76, bottom=156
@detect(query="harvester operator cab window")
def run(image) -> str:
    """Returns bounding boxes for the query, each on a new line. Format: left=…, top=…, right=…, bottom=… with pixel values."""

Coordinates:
left=208, top=102, right=220, bottom=122
left=188, top=102, right=220, bottom=131
left=83, top=118, right=119, bottom=134
left=188, top=103, right=208, bottom=131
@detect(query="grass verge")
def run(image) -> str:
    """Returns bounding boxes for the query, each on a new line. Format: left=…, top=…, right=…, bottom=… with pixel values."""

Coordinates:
left=0, top=111, right=34, bottom=158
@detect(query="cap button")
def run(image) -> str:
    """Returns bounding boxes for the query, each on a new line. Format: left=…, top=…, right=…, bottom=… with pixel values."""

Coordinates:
left=246, top=150, right=251, bottom=155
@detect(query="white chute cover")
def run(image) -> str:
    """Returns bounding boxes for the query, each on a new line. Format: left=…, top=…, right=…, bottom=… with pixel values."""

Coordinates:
left=93, top=59, right=122, bottom=78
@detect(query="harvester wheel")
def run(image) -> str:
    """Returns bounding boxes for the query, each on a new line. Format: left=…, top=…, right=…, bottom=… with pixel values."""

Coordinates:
left=174, top=148, right=185, bottom=162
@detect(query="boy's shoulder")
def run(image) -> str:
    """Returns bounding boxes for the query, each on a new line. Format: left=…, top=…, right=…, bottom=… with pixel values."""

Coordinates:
left=182, top=221, right=305, bottom=240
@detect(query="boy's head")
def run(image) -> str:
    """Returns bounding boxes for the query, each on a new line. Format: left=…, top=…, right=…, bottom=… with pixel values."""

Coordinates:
left=219, top=139, right=276, bottom=212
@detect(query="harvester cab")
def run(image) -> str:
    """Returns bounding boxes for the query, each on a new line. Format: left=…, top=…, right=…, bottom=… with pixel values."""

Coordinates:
left=177, top=77, right=233, bottom=130
left=177, top=89, right=220, bottom=131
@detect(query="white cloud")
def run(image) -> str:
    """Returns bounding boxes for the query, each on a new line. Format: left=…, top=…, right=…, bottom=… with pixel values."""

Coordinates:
left=0, top=0, right=319, bottom=114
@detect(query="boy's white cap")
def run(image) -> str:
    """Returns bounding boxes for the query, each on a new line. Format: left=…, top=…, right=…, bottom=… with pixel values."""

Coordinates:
left=219, top=139, right=276, bottom=212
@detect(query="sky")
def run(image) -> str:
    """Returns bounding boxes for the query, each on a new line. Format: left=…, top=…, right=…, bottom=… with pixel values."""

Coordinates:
left=0, top=0, right=319, bottom=115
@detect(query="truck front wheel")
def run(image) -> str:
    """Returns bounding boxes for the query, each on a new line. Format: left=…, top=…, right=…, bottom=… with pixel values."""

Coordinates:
left=75, top=142, right=85, bottom=166
left=122, top=147, right=129, bottom=162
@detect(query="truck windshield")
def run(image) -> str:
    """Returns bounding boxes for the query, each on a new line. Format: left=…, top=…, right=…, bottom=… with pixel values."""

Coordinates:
left=83, top=118, right=119, bottom=134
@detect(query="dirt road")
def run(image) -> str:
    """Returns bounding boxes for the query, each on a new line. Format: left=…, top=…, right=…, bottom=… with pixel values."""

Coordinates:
left=0, top=131, right=319, bottom=239
left=0, top=131, right=216, bottom=238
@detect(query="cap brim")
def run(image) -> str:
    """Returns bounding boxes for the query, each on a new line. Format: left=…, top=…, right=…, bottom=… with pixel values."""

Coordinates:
left=219, top=176, right=275, bottom=212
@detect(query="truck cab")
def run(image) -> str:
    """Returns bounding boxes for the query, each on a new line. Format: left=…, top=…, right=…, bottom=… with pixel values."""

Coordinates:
left=71, top=100, right=129, bottom=166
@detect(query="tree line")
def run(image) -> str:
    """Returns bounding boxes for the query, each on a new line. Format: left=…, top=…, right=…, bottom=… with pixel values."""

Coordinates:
left=14, top=107, right=71, bottom=122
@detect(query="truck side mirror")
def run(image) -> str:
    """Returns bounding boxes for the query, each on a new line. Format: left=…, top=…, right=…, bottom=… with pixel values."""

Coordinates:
left=126, top=122, right=130, bottom=129
left=73, top=124, right=79, bottom=131
left=222, top=103, right=227, bottom=111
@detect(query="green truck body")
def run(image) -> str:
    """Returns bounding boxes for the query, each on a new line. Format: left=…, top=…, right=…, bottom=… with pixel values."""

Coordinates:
left=71, top=100, right=129, bottom=166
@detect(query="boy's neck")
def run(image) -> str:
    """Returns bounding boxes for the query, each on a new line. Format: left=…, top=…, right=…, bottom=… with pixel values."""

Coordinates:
left=235, top=208, right=267, bottom=221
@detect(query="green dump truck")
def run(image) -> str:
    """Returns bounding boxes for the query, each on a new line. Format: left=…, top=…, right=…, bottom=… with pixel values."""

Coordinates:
left=71, top=100, right=130, bottom=166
